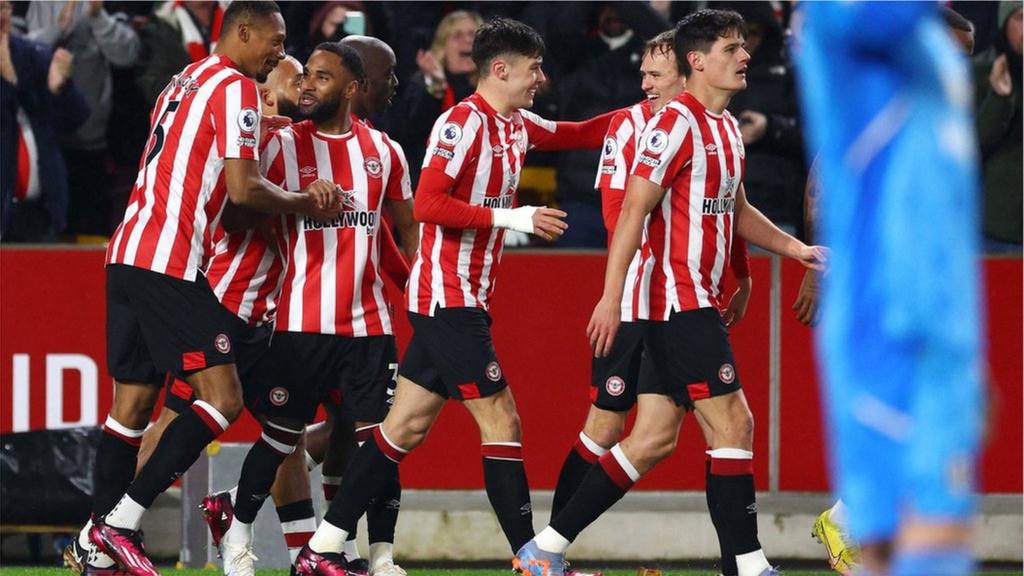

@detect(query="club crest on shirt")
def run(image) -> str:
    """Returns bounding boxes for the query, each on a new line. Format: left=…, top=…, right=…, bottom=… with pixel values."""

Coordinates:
left=439, top=122, right=463, bottom=145
left=237, top=107, right=258, bottom=134
left=643, top=129, right=669, bottom=154
left=364, top=156, right=382, bottom=178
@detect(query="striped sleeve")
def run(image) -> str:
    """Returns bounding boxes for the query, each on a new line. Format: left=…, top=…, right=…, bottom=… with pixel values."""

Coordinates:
left=423, top=104, right=481, bottom=180
left=631, top=109, right=692, bottom=188
left=215, top=76, right=261, bottom=160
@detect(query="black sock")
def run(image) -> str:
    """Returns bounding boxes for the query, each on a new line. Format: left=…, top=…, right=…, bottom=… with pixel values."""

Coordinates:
left=550, top=448, right=637, bottom=544
left=127, top=402, right=226, bottom=508
left=367, top=467, right=401, bottom=544
left=324, top=428, right=402, bottom=533
left=481, top=443, right=533, bottom=552
left=234, top=422, right=303, bottom=524
left=709, top=456, right=760, bottom=555
left=706, top=458, right=738, bottom=576
left=551, top=436, right=601, bottom=520
left=92, top=421, right=143, bottom=517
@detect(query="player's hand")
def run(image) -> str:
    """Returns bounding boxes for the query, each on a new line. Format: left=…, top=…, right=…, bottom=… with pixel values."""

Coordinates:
left=722, top=277, right=751, bottom=327
left=587, top=295, right=621, bottom=358
left=795, top=244, right=828, bottom=271
left=792, top=269, right=820, bottom=326
left=990, top=53, right=1013, bottom=97
left=47, top=48, right=74, bottom=94
left=739, top=110, right=768, bottom=145
left=531, top=207, right=568, bottom=241
left=302, top=179, right=341, bottom=220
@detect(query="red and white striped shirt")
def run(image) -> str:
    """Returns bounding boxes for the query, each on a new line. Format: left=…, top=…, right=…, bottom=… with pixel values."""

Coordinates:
left=599, top=98, right=750, bottom=321
left=630, top=92, right=746, bottom=319
left=408, top=93, right=608, bottom=315
left=204, top=224, right=284, bottom=327
left=596, top=100, right=655, bottom=321
left=266, top=120, right=412, bottom=337
left=107, top=54, right=261, bottom=281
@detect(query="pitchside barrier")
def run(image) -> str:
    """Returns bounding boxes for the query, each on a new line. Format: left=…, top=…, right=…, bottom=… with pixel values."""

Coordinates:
left=1, top=248, right=1021, bottom=565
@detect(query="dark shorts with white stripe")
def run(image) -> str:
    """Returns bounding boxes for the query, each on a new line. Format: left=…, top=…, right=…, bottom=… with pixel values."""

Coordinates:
left=642, top=307, right=741, bottom=407
left=400, top=307, right=508, bottom=401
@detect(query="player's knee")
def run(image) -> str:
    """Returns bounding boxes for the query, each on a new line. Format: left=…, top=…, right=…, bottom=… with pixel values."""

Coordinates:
left=721, top=408, right=754, bottom=445
left=207, top=395, right=244, bottom=422
left=582, top=420, right=623, bottom=449
left=479, top=409, right=521, bottom=443
left=387, top=418, right=430, bottom=451
left=631, top=431, right=677, bottom=464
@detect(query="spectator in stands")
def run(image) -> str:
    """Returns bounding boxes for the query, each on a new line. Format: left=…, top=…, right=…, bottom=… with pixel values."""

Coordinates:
left=136, top=1, right=222, bottom=105
left=25, top=0, right=140, bottom=238
left=1, top=0, right=89, bottom=243
left=382, top=10, right=482, bottom=186
left=975, top=1, right=1022, bottom=252
left=290, top=1, right=372, bottom=61
left=725, top=1, right=806, bottom=233
left=554, top=3, right=646, bottom=248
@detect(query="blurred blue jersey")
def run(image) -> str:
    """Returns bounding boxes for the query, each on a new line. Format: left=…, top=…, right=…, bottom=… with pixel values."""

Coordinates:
left=795, top=2, right=985, bottom=543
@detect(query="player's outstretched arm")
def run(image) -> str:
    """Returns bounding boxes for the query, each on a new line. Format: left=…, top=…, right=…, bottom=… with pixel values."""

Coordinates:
left=588, top=174, right=665, bottom=357
left=224, top=157, right=340, bottom=221
left=735, top=184, right=826, bottom=271
left=414, top=167, right=568, bottom=239
left=522, top=108, right=621, bottom=151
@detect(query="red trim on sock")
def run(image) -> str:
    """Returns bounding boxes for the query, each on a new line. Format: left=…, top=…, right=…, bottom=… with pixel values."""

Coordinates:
left=686, top=381, right=711, bottom=401
left=182, top=351, right=207, bottom=371
left=263, top=424, right=302, bottom=446
left=573, top=437, right=601, bottom=464
left=284, top=531, right=314, bottom=548
left=710, top=457, right=754, bottom=476
left=102, top=425, right=143, bottom=447
left=458, top=383, right=481, bottom=399
left=481, top=444, right=523, bottom=460
left=355, top=425, right=378, bottom=444
left=597, top=451, right=635, bottom=491
left=258, top=437, right=292, bottom=458
left=191, top=404, right=226, bottom=436
left=373, top=427, right=406, bottom=463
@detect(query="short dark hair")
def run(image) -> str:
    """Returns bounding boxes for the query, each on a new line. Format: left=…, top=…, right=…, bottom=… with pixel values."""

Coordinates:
left=471, top=17, right=545, bottom=76
left=313, top=42, right=366, bottom=82
left=941, top=7, right=974, bottom=34
left=221, top=1, right=281, bottom=31
left=673, top=9, right=746, bottom=77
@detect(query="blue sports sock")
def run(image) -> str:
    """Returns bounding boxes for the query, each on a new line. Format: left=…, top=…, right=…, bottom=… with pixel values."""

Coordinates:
left=891, top=547, right=974, bottom=576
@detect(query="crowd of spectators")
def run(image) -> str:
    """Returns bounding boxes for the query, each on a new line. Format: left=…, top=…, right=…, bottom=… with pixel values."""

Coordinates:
left=1, top=0, right=1019, bottom=252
